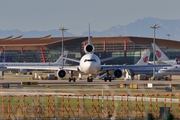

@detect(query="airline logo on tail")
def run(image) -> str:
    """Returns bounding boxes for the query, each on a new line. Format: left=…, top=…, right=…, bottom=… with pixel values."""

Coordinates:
left=155, top=50, right=162, bottom=58
left=143, top=56, right=149, bottom=63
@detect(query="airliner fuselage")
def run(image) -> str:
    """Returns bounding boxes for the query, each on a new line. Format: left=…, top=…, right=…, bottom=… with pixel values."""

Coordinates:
left=158, top=66, right=180, bottom=75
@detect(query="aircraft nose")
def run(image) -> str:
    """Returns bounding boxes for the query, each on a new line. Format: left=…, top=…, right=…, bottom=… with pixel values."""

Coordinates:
left=158, top=70, right=162, bottom=73
left=84, top=62, right=96, bottom=73
left=86, top=62, right=93, bottom=69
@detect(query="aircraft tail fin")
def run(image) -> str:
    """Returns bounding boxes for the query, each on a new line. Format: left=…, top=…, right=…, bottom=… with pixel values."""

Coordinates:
left=55, top=51, right=68, bottom=65
left=88, top=23, right=91, bottom=44
left=136, top=49, right=150, bottom=65
left=151, top=43, right=169, bottom=61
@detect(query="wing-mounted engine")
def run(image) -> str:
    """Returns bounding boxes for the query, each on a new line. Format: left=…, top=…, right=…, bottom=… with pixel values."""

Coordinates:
left=84, top=44, right=95, bottom=54
left=113, top=69, right=123, bottom=78
left=57, top=69, right=66, bottom=78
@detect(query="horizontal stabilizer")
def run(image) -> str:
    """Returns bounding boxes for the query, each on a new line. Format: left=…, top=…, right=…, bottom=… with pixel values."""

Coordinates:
left=63, top=57, right=80, bottom=63
left=55, top=51, right=68, bottom=65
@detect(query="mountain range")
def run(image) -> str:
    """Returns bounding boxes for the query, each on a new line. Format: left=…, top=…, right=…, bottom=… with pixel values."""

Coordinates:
left=1, top=17, right=180, bottom=40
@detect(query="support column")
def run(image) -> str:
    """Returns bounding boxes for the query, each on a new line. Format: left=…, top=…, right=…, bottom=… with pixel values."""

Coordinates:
left=83, top=41, right=86, bottom=54
left=20, top=47, right=26, bottom=62
left=83, top=41, right=86, bottom=47
left=79, top=41, right=86, bottom=58
left=1, top=47, right=4, bottom=53
left=80, top=42, right=85, bottom=57
left=103, top=41, right=106, bottom=58
left=40, top=47, right=46, bottom=63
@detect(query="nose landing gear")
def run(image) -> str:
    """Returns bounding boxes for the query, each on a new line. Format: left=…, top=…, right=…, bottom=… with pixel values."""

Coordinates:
left=87, top=74, right=93, bottom=82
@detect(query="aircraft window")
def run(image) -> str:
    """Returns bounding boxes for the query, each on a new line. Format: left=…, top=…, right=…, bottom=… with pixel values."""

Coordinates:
left=84, top=59, right=96, bottom=62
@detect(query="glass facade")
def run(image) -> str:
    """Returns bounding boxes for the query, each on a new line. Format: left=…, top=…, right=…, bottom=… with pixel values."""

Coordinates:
left=1, top=40, right=180, bottom=65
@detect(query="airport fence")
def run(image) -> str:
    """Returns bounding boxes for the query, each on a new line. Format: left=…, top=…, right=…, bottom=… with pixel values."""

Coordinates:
left=0, top=93, right=179, bottom=119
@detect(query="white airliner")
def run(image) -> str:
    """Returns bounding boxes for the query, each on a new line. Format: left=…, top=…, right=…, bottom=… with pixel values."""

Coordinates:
left=158, top=65, right=180, bottom=75
left=7, top=25, right=123, bottom=82
left=7, top=25, right=172, bottom=82
left=151, top=43, right=176, bottom=65
left=158, top=64, right=180, bottom=76
left=4, top=51, right=68, bottom=74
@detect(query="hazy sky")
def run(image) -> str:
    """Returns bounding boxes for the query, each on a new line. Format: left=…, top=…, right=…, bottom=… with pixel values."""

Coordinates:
left=0, top=0, right=179, bottom=35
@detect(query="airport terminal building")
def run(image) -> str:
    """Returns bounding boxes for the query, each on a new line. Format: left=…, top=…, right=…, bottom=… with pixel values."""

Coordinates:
left=0, top=35, right=180, bottom=65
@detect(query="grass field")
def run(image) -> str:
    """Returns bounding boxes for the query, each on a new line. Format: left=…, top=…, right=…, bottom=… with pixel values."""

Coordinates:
left=0, top=92, right=179, bottom=119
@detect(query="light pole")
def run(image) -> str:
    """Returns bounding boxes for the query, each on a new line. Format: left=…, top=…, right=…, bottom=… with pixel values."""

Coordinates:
left=150, top=24, right=160, bottom=80
left=59, top=27, right=68, bottom=68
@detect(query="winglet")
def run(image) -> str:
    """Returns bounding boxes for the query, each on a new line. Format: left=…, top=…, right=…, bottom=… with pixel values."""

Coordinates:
left=151, top=43, right=169, bottom=61
left=136, top=49, right=150, bottom=65
left=55, top=51, right=68, bottom=65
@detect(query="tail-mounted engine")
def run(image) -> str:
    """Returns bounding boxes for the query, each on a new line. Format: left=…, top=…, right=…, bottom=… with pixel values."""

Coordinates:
left=57, top=69, right=66, bottom=78
left=113, top=69, right=123, bottom=78
left=84, top=44, right=95, bottom=54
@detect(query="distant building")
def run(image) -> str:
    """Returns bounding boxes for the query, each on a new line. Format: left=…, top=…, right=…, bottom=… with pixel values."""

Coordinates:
left=0, top=35, right=180, bottom=65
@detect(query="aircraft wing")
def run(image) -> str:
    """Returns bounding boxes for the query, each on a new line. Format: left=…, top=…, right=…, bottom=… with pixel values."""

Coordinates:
left=7, top=65, right=79, bottom=71
left=100, top=64, right=172, bottom=71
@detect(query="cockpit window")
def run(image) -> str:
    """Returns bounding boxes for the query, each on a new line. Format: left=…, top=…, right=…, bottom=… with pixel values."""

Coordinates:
left=84, top=59, right=96, bottom=62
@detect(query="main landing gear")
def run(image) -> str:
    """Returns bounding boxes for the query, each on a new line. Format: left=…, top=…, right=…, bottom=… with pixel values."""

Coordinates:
left=69, top=71, right=76, bottom=82
left=103, top=70, right=114, bottom=82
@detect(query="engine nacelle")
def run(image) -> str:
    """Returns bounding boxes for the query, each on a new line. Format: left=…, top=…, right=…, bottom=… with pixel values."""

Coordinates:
left=57, top=69, right=66, bottom=78
left=19, top=69, right=28, bottom=74
left=84, top=44, right=95, bottom=54
left=113, top=69, right=123, bottom=78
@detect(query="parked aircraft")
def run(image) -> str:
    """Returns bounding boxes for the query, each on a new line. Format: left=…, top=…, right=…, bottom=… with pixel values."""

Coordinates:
left=151, top=43, right=176, bottom=65
left=158, top=65, right=180, bottom=75
left=4, top=51, right=68, bottom=74
left=119, top=49, right=171, bottom=80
